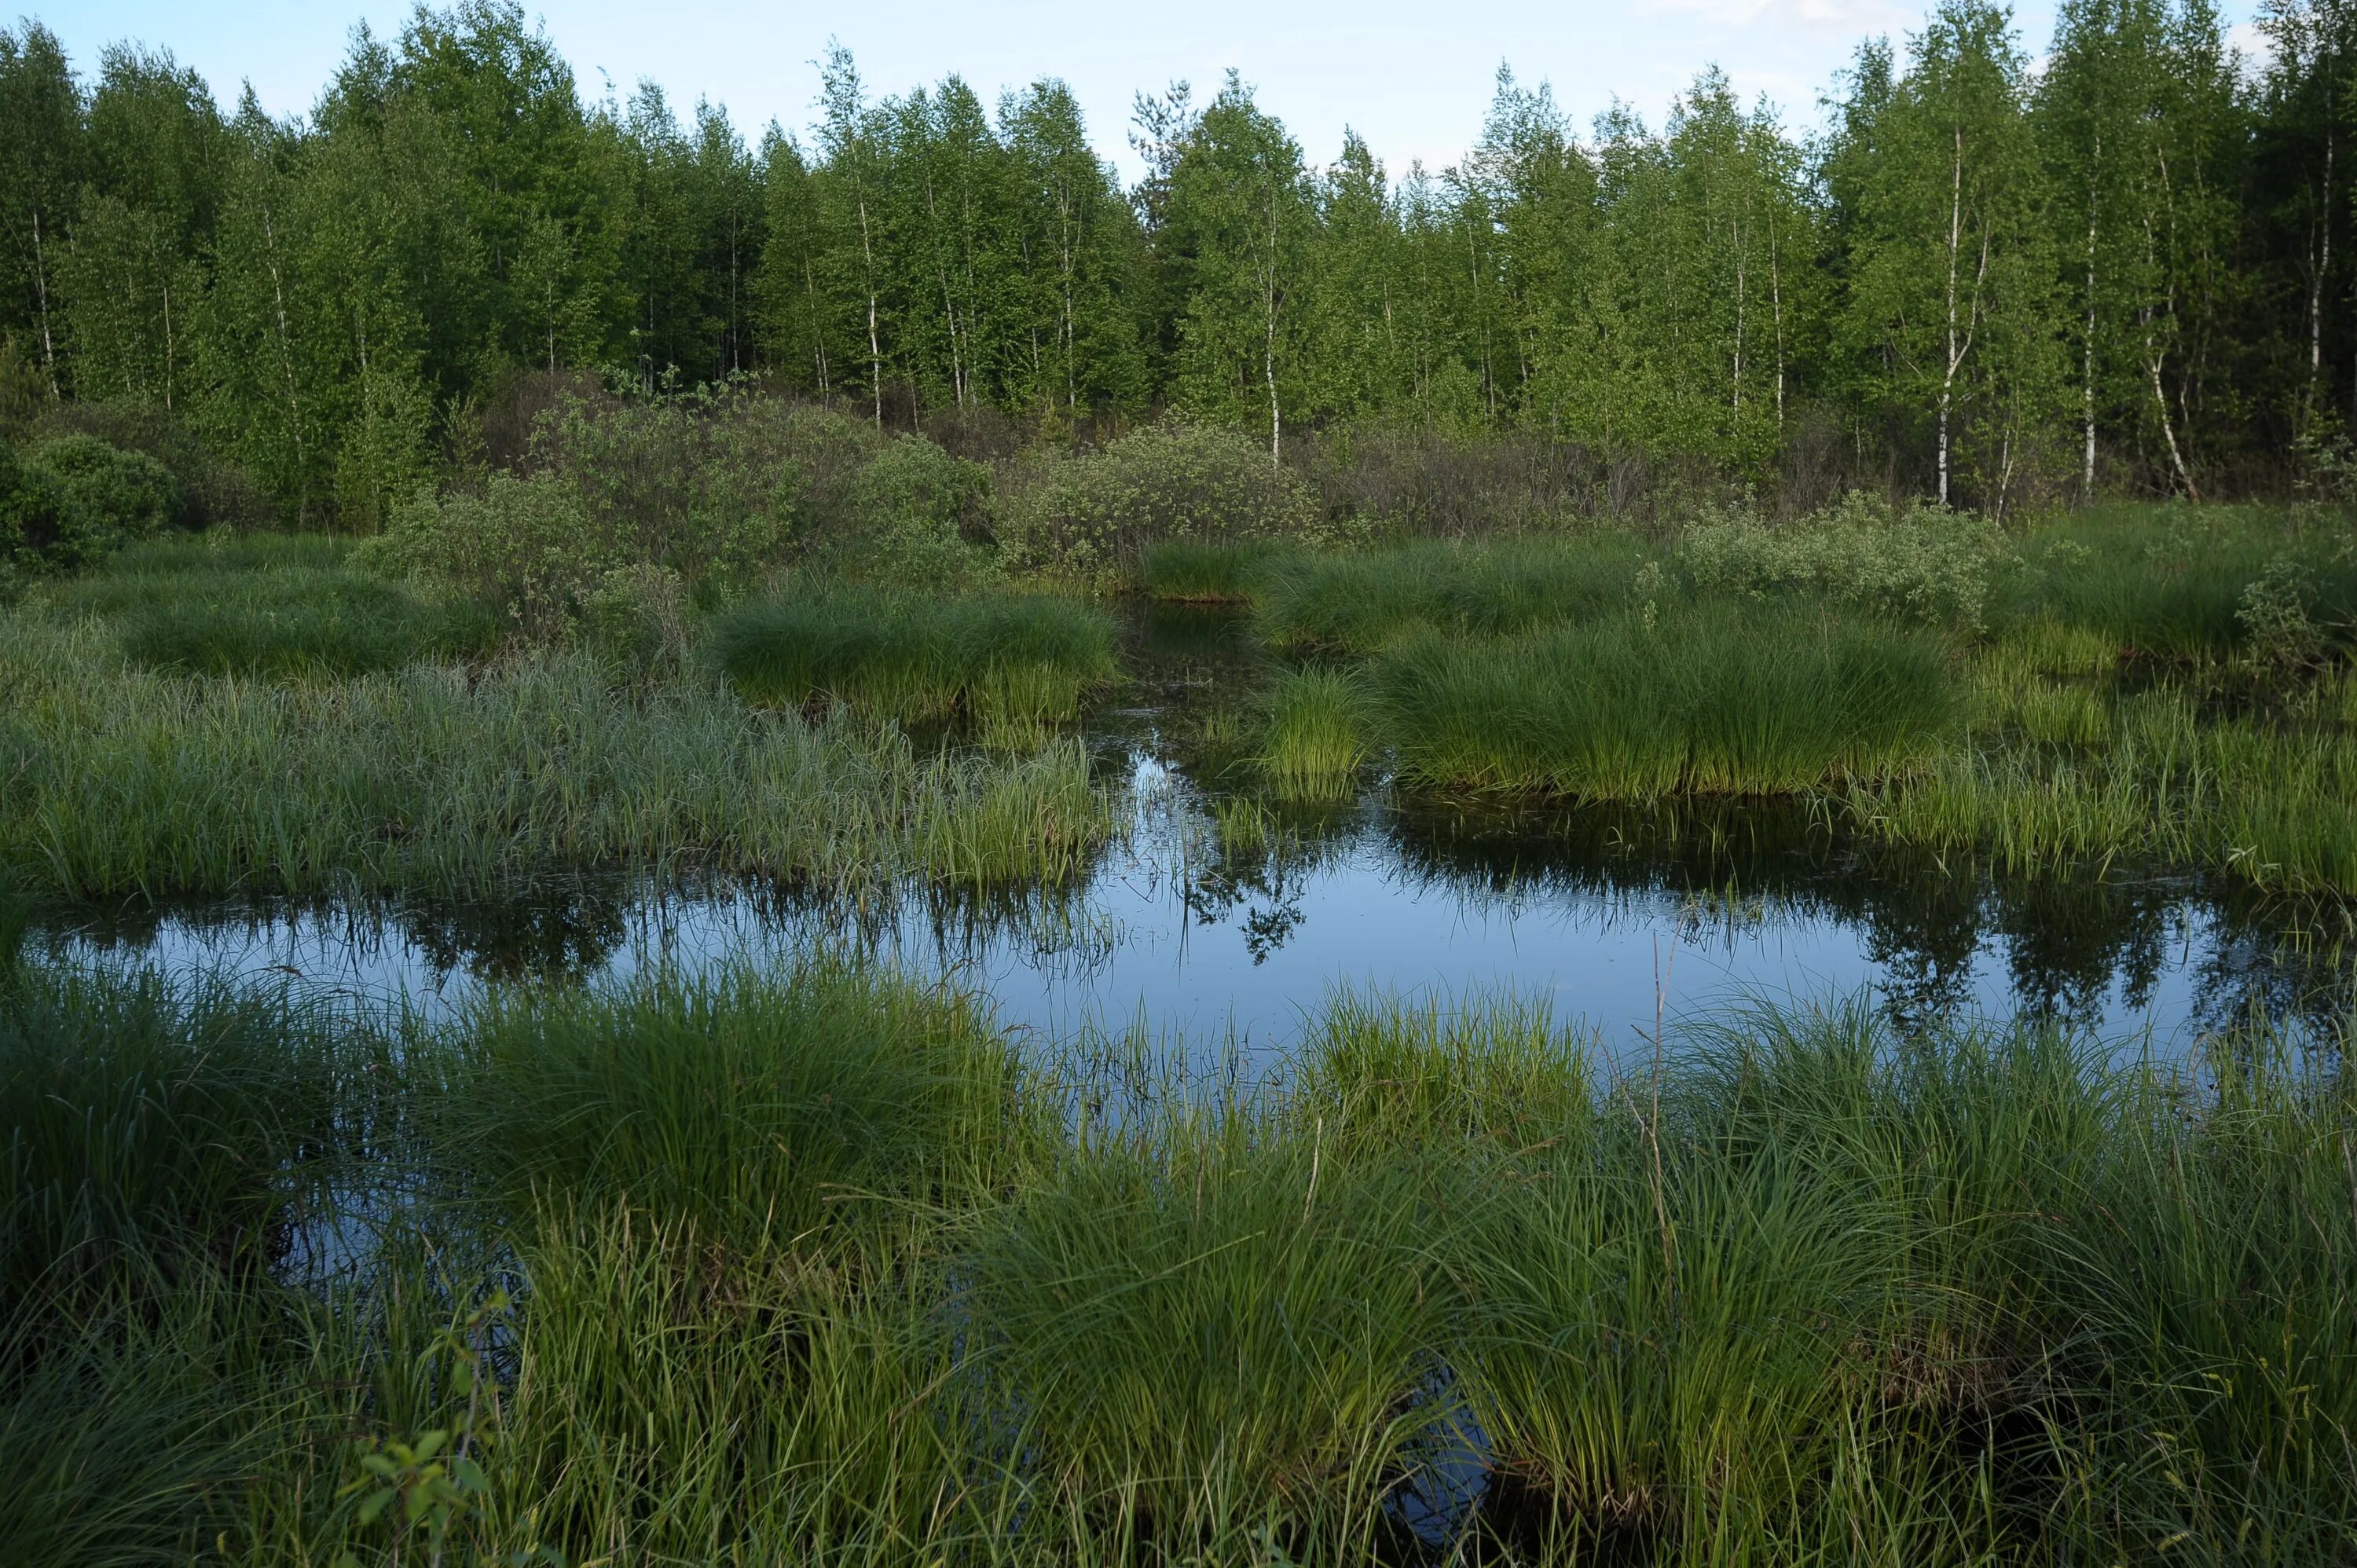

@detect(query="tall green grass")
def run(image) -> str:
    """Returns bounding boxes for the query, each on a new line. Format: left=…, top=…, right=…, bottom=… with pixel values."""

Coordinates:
left=1254, top=665, right=1372, bottom=800
left=713, top=587, right=1119, bottom=724
left=0, top=620, right=1112, bottom=898
left=1373, top=603, right=1959, bottom=799
left=0, top=965, right=345, bottom=1312
left=113, top=570, right=501, bottom=676
left=442, top=965, right=1040, bottom=1260
left=1255, top=534, right=1648, bottom=653
left=7, top=967, right=2355, bottom=1563
left=1137, top=537, right=1296, bottom=603
left=1848, top=683, right=2357, bottom=895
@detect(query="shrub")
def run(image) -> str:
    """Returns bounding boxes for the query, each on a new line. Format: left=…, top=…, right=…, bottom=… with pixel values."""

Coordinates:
left=998, top=423, right=1324, bottom=577
left=529, top=386, right=846, bottom=588
left=34, top=403, right=271, bottom=529
left=0, top=443, right=78, bottom=579
left=580, top=562, right=691, bottom=673
left=828, top=436, right=997, bottom=588
left=365, top=472, right=604, bottom=639
left=29, top=436, right=182, bottom=554
left=1681, top=492, right=2009, bottom=632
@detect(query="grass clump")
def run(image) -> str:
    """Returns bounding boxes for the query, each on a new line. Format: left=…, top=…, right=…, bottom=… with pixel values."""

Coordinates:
left=1255, top=666, right=1371, bottom=800
left=443, top=965, right=1038, bottom=1263
left=1373, top=603, right=1957, bottom=799
left=1256, top=535, right=1648, bottom=653
left=112, top=571, right=499, bottom=676
left=1138, top=537, right=1295, bottom=603
left=966, top=1109, right=1444, bottom=1556
left=0, top=965, right=344, bottom=1313
left=713, top=586, right=1118, bottom=724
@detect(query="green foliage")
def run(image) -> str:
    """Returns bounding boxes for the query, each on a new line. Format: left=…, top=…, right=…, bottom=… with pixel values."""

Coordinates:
left=712, top=585, right=1118, bottom=724
left=1373, top=603, right=1958, bottom=798
left=998, top=423, right=1324, bottom=577
left=0, top=441, right=79, bottom=577
left=1681, top=492, right=2011, bottom=630
left=365, top=471, right=603, bottom=640
left=28, top=434, right=181, bottom=550
left=830, top=434, right=995, bottom=588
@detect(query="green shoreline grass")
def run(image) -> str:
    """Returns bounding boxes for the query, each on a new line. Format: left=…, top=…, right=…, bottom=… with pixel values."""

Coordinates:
left=713, top=587, right=1119, bottom=724
left=5, top=962, right=2352, bottom=1563
left=0, top=619, right=1113, bottom=899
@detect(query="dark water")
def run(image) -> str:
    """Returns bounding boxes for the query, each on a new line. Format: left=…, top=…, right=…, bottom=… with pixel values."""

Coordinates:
left=41, top=605, right=2357, bottom=1060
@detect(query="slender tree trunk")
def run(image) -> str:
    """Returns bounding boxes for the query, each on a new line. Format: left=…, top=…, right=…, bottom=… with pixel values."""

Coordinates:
left=259, top=204, right=307, bottom=522
left=2311, top=110, right=2334, bottom=413
left=31, top=208, right=57, bottom=397
left=1265, top=194, right=1281, bottom=467
left=2083, top=139, right=2099, bottom=501
left=1768, top=201, right=1785, bottom=433
left=1940, top=126, right=1965, bottom=508
left=857, top=192, right=882, bottom=427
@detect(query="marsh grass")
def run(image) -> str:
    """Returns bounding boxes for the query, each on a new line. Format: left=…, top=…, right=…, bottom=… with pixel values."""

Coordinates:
left=5, top=966, right=2355, bottom=1563
left=713, top=587, right=1118, bottom=724
left=442, top=964, right=1041, bottom=1262
left=1256, top=535, right=1648, bottom=653
left=1851, top=682, right=2357, bottom=895
left=0, top=965, right=346, bottom=1312
left=112, top=570, right=503, bottom=676
left=0, top=620, right=1112, bottom=898
left=1373, top=604, right=1958, bottom=800
left=1138, top=537, right=1296, bottom=603
left=1255, top=666, right=1372, bottom=800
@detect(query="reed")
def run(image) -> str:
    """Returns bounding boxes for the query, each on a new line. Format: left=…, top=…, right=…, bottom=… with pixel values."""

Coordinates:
left=0, top=964, right=345, bottom=1312
left=712, top=587, right=1118, bottom=724
left=438, top=964, right=1040, bottom=1260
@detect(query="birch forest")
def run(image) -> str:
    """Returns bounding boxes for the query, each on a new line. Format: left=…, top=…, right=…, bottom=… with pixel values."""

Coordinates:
left=2, top=0, right=2352, bottom=521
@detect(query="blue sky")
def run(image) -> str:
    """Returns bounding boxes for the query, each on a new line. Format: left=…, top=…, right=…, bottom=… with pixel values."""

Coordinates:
left=38, top=0, right=2268, bottom=180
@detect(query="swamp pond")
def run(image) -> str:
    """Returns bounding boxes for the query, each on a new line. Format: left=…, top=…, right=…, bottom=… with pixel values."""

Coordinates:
left=38, top=605, right=2355, bottom=1064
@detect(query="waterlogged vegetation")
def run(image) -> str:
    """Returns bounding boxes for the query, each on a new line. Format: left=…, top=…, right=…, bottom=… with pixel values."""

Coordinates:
left=5, top=961, right=2353, bottom=1563
left=10, top=1, right=2357, bottom=1559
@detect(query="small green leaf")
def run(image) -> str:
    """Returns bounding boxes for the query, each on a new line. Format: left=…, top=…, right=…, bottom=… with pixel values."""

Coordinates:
left=357, top=1488, right=395, bottom=1526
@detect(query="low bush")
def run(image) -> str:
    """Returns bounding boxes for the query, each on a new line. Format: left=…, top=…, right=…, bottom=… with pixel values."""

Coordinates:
left=365, top=471, right=603, bottom=639
left=713, top=587, right=1118, bottom=724
left=827, top=435, right=996, bottom=588
left=999, top=422, right=1325, bottom=577
left=1679, top=491, right=2010, bottom=631
left=31, top=435, right=183, bottom=550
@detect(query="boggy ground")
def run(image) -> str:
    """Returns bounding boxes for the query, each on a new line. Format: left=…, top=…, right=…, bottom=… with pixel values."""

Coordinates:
left=2, top=954, right=2351, bottom=1566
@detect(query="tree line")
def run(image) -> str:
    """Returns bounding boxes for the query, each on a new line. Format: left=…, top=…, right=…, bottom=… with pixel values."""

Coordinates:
left=2, top=0, right=2352, bottom=523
